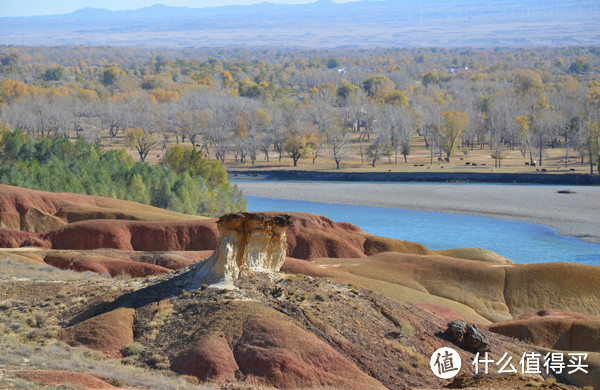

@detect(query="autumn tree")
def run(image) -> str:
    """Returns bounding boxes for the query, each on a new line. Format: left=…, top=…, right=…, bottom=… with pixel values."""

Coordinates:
left=281, top=106, right=319, bottom=167
left=384, top=90, right=409, bottom=107
left=126, top=127, right=158, bottom=162
left=516, top=115, right=535, bottom=165
left=514, top=70, right=542, bottom=94
left=101, top=67, right=123, bottom=96
left=0, top=78, right=29, bottom=104
left=238, top=78, right=267, bottom=99
left=337, top=81, right=359, bottom=102
left=363, top=75, right=395, bottom=102
left=284, top=131, right=318, bottom=167
left=421, top=70, right=442, bottom=87
left=440, top=110, right=469, bottom=162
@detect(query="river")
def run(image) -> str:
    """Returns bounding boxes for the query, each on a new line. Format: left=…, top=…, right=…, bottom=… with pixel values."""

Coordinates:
left=236, top=181, right=600, bottom=266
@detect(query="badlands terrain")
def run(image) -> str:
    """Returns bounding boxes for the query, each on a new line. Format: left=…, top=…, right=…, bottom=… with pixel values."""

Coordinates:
left=0, top=184, right=598, bottom=389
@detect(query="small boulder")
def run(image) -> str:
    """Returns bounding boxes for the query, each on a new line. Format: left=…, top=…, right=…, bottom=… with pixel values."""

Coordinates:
left=445, top=320, right=489, bottom=353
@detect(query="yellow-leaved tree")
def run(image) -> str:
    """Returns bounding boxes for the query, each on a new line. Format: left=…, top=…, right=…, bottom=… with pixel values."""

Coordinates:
left=440, top=110, right=469, bottom=162
left=284, top=130, right=319, bottom=167
left=125, top=127, right=158, bottom=163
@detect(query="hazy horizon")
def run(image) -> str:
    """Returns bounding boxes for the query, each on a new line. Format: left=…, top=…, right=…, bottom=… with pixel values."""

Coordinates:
left=0, top=0, right=360, bottom=18
left=1, top=0, right=597, bottom=48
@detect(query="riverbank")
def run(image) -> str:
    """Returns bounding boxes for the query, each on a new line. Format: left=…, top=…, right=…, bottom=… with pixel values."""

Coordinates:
left=234, top=181, right=600, bottom=244
left=229, top=170, right=600, bottom=185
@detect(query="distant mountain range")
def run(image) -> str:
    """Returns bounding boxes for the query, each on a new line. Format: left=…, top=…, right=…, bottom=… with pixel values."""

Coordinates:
left=1, top=0, right=598, bottom=48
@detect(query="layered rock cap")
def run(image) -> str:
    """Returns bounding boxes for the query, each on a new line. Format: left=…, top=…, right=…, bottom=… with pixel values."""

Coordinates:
left=193, top=212, right=293, bottom=286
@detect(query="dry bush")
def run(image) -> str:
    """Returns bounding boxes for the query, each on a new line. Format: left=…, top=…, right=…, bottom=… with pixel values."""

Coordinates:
left=398, top=360, right=414, bottom=374
left=0, top=334, right=207, bottom=389
left=148, top=301, right=174, bottom=340
left=399, top=320, right=414, bottom=337
left=121, top=342, right=145, bottom=357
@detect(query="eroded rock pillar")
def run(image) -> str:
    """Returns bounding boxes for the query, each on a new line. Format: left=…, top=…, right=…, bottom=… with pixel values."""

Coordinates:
left=195, top=212, right=292, bottom=286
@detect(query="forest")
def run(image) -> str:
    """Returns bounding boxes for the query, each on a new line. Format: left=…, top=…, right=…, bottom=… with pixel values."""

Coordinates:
left=0, top=128, right=246, bottom=216
left=0, top=45, right=599, bottom=178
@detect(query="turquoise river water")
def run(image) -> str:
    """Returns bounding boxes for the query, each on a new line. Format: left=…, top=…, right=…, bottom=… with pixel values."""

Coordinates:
left=246, top=196, right=600, bottom=266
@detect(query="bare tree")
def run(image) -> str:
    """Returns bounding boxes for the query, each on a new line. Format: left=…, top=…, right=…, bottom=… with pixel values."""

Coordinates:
left=97, top=97, right=126, bottom=140
left=488, top=91, right=522, bottom=151
left=412, top=91, right=445, bottom=164
left=548, top=90, right=585, bottom=167
left=381, top=104, right=415, bottom=164
left=206, top=106, right=233, bottom=163
left=324, top=111, right=351, bottom=169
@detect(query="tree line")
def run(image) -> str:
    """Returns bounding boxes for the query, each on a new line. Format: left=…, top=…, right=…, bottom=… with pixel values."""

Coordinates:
left=0, top=46, right=599, bottom=173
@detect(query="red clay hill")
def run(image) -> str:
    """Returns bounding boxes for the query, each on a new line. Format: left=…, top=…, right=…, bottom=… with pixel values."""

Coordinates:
left=1, top=185, right=599, bottom=389
left=0, top=184, right=434, bottom=260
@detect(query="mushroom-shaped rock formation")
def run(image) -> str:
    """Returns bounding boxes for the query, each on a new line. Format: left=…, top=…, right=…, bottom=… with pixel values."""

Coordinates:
left=192, top=213, right=292, bottom=287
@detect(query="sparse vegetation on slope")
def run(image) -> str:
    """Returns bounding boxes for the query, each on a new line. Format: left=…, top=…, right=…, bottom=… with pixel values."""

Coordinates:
left=0, top=261, right=206, bottom=389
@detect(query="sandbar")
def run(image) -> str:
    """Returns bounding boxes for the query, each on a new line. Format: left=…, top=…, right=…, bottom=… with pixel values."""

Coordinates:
left=234, top=181, right=600, bottom=244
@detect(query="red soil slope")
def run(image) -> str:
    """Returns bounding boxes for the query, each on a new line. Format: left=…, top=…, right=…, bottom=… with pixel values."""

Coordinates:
left=0, top=209, right=430, bottom=262
left=9, top=370, right=118, bottom=389
left=44, top=219, right=219, bottom=251
left=60, top=308, right=135, bottom=358
left=487, top=309, right=600, bottom=352
left=169, top=301, right=386, bottom=389
left=44, top=253, right=171, bottom=277
left=0, top=184, right=202, bottom=233
left=1, top=186, right=508, bottom=271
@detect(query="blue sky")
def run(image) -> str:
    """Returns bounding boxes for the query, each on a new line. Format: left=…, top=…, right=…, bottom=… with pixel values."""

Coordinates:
left=1, top=0, right=358, bottom=17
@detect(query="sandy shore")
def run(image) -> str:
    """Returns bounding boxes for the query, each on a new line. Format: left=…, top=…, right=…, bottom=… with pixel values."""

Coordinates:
left=234, top=181, right=600, bottom=244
